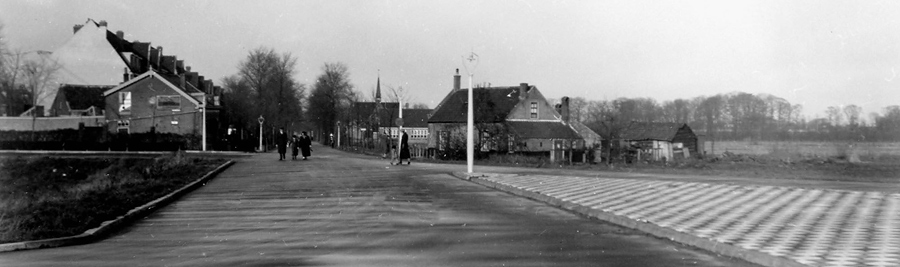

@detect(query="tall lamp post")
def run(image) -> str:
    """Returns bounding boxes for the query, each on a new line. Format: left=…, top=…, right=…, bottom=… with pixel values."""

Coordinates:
left=462, top=52, right=479, bottom=175
left=258, top=115, right=264, bottom=152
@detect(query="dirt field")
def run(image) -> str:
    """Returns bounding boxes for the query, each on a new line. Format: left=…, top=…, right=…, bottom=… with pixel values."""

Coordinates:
left=703, top=141, right=900, bottom=159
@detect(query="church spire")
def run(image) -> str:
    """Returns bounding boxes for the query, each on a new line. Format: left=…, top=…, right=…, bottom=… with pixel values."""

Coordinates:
left=375, top=69, right=382, bottom=103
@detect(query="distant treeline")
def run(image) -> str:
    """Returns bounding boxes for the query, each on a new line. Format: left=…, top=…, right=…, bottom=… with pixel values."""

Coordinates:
left=560, top=92, right=900, bottom=142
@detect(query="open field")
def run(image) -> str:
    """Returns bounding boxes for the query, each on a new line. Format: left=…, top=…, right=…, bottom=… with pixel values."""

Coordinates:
left=0, top=153, right=225, bottom=243
left=704, top=141, right=900, bottom=159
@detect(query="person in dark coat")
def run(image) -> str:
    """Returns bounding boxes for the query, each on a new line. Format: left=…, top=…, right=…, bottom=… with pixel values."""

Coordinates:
left=290, top=134, right=299, bottom=160
left=276, top=128, right=288, bottom=160
left=397, top=130, right=410, bottom=165
left=300, top=131, right=312, bottom=160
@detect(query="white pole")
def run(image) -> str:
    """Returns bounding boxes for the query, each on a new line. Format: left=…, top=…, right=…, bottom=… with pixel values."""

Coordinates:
left=259, top=121, right=263, bottom=152
left=398, top=98, right=403, bottom=159
left=201, top=102, right=207, bottom=151
left=467, top=73, right=474, bottom=174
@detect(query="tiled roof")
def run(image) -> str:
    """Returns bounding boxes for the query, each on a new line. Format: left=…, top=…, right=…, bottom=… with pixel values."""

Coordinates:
left=506, top=121, right=582, bottom=140
left=59, top=84, right=111, bottom=110
left=619, top=122, right=688, bottom=141
left=428, top=87, right=525, bottom=123
left=401, top=109, right=432, bottom=128
left=351, top=102, right=431, bottom=128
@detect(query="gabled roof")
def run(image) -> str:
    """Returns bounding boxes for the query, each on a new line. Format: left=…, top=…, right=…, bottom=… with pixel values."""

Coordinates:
left=401, top=109, right=432, bottom=128
left=428, top=86, right=526, bottom=123
left=570, top=120, right=603, bottom=143
left=102, top=70, right=200, bottom=106
left=506, top=121, right=582, bottom=140
left=351, top=102, right=431, bottom=128
left=619, top=122, right=690, bottom=141
left=59, top=84, right=112, bottom=110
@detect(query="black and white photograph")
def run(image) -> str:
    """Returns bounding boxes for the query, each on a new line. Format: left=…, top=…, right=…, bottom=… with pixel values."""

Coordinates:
left=1, top=1, right=898, bottom=266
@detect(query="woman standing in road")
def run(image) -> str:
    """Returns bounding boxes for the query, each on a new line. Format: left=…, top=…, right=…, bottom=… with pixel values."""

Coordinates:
left=300, top=131, right=312, bottom=160
left=276, top=128, right=288, bottom=161
left=397, top=130, right=410, bottom=165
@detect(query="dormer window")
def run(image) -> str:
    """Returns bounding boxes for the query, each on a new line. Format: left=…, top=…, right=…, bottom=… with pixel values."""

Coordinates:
left=530, top=102, right=538, bottom=119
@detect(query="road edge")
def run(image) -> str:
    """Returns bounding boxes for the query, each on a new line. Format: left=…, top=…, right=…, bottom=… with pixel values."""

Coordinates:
left=0, top=160, right=235, bottom=253
left=451, top=172, right=807, bottom=267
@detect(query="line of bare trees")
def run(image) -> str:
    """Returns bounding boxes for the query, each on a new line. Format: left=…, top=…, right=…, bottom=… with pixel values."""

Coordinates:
left=562, top=92, right=900, bottom=142
left=220, top=47, right=305, bottom=141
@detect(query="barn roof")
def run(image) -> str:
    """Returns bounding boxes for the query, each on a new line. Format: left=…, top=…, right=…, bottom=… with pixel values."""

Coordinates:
left=506, top=121, right=582, bottom=140
left=428, top=86, right=527, bottom=123
left=619, top=122, right=690, bottom=141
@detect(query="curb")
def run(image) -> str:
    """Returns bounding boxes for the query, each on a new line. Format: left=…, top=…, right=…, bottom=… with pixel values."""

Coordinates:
left=451, top=172, right=807, bottom=267
left=0, top=160, right=235, bottom=253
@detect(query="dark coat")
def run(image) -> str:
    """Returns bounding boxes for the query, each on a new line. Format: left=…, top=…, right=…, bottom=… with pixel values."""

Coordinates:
left=399, top=132, right=410, bottom=159
left=299, top=136, right=312, bottom=157
left=276, top=131, right=288, bottom=154
left=291, top=136, right=299, bottom=156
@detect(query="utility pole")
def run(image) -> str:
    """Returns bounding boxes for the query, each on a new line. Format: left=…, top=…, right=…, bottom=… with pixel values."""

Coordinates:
left=463, top=51, right=479, bottom=175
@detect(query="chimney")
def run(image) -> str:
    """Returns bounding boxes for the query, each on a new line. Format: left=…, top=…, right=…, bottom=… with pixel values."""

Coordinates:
left=73, top=24, right=83, bottom=34
left=519, top=83, right=528, bottom=100
left=561, top=96, right=570, bottom=124
left=116, top=30, right=124, bottom=39
left=453, top=69, right=461, bottom=91
left=98, top=20, right=108, bottom=27
left=122, top=68, right=130, bottom=83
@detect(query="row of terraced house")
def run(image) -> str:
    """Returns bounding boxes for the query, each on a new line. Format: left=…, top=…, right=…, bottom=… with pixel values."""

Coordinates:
left=0, top=19, right=223, bottom=147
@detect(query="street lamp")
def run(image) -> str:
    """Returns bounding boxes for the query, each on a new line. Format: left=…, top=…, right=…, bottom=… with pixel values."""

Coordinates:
left=462, top=51, right=479, bottom=175
left=258, top=115, right=264, bottom=152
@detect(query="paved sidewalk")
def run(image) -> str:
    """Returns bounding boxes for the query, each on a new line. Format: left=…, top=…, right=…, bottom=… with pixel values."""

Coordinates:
left=466, top=173, right=900, bottom=267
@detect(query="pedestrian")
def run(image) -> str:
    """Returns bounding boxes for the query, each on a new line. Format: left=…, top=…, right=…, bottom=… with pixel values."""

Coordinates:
left=276, top=127, right=288, bottom=161
left=300, top=131, right=312, bottom=160
left=290, top=134, right=299, bottom=160
left=382, top=130, right=391, bottom=159
left=397, top=130, right=411, bottom=165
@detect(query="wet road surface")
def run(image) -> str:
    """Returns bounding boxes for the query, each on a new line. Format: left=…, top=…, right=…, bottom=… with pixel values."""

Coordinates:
left=0, top=145, right=758, bottom=266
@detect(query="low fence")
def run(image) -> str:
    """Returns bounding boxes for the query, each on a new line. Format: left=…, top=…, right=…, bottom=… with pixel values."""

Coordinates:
left=704, top=141, right=900, bottom=157
left=0, top=116, right=105, bottom=131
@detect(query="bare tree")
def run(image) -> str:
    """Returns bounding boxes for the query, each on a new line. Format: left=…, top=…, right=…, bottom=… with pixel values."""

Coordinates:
left=19, top=53, right=60, bottom=139
left=308, top=62, right=355, bottom=141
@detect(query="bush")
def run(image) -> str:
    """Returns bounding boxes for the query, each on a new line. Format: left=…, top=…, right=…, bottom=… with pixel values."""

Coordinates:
left=0, top=154, right=224, bottom=243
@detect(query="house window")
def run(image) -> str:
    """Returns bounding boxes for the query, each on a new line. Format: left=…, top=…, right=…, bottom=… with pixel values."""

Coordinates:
left=530, top=102, right=538, bottom=119
left=119, top=92, right=132, bottom=114
left=157, top=95, right=181, bottom=111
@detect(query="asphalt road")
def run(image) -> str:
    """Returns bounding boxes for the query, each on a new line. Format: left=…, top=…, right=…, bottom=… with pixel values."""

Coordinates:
left=0, top=144, right=758, bottom=266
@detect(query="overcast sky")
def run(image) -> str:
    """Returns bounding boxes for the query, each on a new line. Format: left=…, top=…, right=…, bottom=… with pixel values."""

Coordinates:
left=2, top=0, right=898, bottom=119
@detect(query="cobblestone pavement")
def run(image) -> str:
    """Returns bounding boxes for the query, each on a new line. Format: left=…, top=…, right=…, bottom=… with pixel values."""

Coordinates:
left=477, top=173, right=900, bottom=267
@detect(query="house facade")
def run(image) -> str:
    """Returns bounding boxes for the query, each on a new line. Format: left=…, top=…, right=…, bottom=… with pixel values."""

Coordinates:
left=102, top=70, right=216, bottom=135
left=428, top=70, right=584, bottom=160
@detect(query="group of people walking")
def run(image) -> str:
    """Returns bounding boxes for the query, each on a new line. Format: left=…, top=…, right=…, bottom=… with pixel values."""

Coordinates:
left=276, top=128, right=312, bottom=161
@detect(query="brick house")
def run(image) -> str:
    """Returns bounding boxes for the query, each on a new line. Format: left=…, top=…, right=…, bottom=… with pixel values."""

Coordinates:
left=428, top=70, right=583, bottom=160
left=102, top=70, right=216, bottom=135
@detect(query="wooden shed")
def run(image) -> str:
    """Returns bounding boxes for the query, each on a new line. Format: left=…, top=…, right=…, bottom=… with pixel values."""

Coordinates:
left=619, top=122, right=698, bottom=161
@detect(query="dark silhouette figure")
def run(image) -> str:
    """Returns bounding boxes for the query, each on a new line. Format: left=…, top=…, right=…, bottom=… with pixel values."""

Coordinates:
left=300, top=131, right=312, bottom=160
left=276, top=128, right=288, bottom=160
left=398, top=130, right=410, bottom=165
left=290, top=134, right=299, bottom=160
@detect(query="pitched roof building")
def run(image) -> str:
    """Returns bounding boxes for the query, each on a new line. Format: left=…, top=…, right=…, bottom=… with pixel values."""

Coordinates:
left=428, top=70, right=584, bottom=156
left=619, top=122, right=698, bottom=160
left=49, top=84, right=112, bottom=116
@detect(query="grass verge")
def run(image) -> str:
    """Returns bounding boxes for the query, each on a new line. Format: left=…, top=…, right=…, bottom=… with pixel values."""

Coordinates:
left=0, top=152, right=225, bottom=243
